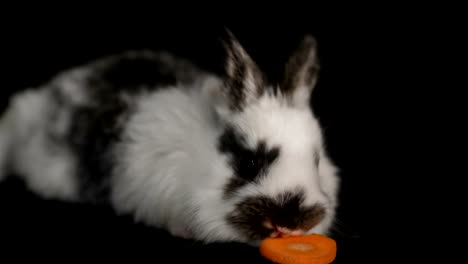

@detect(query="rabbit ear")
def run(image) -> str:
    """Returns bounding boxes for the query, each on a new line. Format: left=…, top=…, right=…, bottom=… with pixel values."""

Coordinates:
left=221, top=29, right=265, bottom=112
left=281, top=35, right=320, bottom=109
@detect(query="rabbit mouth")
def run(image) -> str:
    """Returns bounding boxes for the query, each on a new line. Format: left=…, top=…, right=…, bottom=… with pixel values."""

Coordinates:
left=225, top=188, right=326, bottom=241
left=263, top=221, right=306, bottom=238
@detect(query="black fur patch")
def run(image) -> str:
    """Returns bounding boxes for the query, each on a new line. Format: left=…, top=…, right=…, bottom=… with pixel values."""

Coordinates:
left=85, top=52, right=196, bottom=102
left=222, top=30, right=265, bottom=112
left=226, top=188, right=326, bottom=240
left=67, top=101, right=129, bottom=203
left=65, top=52, right=198, bottom=203
left=281, top=35, right=319, bottom=97
left=91, top=55, right=175, bottom=92
left=218, top=126, right=280, bottom=199
left=224, top=58, right=247, bottom=112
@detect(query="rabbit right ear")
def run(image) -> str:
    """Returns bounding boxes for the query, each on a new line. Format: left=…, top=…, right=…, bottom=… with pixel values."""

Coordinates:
left=220, top=29, right=266, bottom=112
left=281, top=35, right=320, bottom=109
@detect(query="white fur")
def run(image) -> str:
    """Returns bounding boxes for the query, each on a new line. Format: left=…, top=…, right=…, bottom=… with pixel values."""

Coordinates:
left=0, top=88, right=78, bottom=201
left=0, top=63, right=99, bottom=196
left=0, top=49, right=340, bottom=244
left=309, top=154, right=340, bottom=235
left=111, top=77, right=340, bottom=243
left=111, top=77, right=242, bottom=242
left=225, top=90, right=339, bottom=236
left=52, top=67, right=93, bottom=106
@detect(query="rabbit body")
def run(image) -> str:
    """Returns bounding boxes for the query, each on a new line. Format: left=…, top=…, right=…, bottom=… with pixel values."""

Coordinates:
left=0, top=34, right=340, bottom=245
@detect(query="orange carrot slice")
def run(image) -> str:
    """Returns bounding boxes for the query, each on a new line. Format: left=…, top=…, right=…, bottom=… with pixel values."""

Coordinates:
left=259, top=233, right=337, bottom=264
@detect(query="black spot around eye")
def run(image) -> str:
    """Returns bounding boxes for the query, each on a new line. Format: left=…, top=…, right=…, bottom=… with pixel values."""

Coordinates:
left=239, top=142, right=280, bottom=182
left=267, top=146, right=280, bottom=164
left=218, top=126, right=280, bottom=198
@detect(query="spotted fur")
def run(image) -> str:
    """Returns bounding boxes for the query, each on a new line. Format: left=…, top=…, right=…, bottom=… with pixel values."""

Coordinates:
left=0, top=31, right=340, bottom=244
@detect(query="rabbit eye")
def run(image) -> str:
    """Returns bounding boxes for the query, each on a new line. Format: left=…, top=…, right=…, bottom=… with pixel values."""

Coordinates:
left=218, top=125, right=280, bottom=191
left=250, top=159, right=256, bottom=167
left=244, top=156, right=260, bottom=171
left=238, top=146, right=278, bottom=181
left=219, top=128, right=281, bottom=198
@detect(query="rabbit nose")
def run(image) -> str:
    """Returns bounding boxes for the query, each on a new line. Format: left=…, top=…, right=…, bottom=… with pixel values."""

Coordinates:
left=270, top=227, right=305, bottom=238
left=264, top=220, right=305, bottom=238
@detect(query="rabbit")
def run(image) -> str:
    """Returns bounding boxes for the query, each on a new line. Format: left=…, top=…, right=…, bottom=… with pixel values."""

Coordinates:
left=0, top=30, right=340, bottom=245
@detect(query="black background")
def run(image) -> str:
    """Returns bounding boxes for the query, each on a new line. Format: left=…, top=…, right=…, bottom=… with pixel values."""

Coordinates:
left=0, top=11, right=388, bottom=263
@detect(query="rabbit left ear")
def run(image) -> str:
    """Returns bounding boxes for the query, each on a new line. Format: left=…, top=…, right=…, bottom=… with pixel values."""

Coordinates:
left=221, top=29, right=266, bottom=112
left=281, top=35, right=320, bottom=109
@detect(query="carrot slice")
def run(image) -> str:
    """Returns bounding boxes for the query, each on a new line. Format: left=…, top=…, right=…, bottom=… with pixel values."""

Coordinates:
left=259, top=233, right=337, bottom=264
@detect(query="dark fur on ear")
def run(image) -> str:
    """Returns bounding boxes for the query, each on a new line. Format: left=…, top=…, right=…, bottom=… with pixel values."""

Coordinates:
left=281, top=35, right=320, bottom=108
left=220, top=29, right=266, bottom=112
